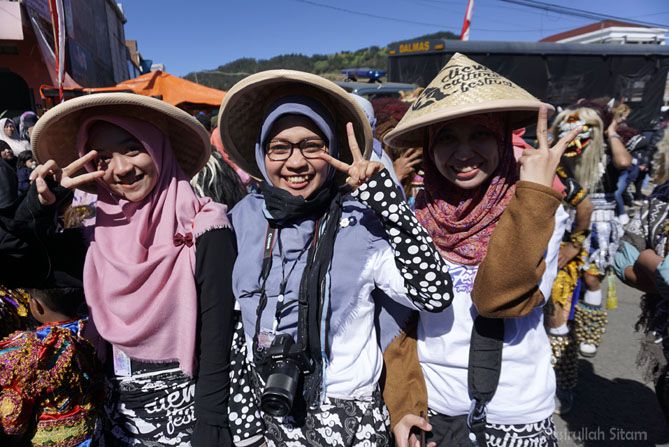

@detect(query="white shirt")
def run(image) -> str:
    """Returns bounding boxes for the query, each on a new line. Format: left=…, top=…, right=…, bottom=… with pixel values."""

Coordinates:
left=418, top=206, right=568, bottom=424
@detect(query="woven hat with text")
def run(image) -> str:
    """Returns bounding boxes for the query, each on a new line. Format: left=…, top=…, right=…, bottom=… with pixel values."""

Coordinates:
left=384, top=53, right=554, bottom=148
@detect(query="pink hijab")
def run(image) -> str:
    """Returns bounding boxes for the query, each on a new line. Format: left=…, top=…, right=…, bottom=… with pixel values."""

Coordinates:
left=80, top=115, right=230, bottom=376
left=415, top=114, right=518, bottom=266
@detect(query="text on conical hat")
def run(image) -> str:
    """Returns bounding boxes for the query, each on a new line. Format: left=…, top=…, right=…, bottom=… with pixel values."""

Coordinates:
left=412, top=63, right=515, bottom=111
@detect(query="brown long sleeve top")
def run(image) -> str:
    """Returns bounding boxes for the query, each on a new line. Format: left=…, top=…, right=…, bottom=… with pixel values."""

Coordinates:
left=382, top=181, right=562, bottom=429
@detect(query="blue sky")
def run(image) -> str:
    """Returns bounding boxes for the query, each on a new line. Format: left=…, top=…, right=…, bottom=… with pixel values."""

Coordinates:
left=120, top=0, right=669, bottom=76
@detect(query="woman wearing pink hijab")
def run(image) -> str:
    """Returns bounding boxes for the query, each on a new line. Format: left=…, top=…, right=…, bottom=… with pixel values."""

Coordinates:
left=30, top=94, right=256, bottom=446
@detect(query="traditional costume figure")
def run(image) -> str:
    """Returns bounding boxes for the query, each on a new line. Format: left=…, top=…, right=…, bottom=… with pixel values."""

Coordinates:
left=544, top=165, right=592, bottom=414
left=381, top=53, right=574, bottom=447
left=30, top=93, right=241, bottom=446
left=614, top=127, right=669, bottom=422
left=512, top=129, right=591, bottom=414
left=551, top=103, right=632, bottom=359
left=0, top=318, right=102, bottom=447
left=217, top=70, right=454, bottom=446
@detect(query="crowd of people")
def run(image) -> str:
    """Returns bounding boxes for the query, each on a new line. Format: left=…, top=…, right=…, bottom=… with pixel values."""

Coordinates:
left=1, top=52, right=669, bottom=447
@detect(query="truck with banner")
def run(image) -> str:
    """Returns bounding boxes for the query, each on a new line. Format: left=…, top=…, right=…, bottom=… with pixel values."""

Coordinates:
left=387, top=39, right=669, bottom=130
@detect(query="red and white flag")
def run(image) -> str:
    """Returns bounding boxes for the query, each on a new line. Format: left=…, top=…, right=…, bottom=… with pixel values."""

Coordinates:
left=460, top=0, right=474, bottom=41
left=48, top=0, right=66, bottom=102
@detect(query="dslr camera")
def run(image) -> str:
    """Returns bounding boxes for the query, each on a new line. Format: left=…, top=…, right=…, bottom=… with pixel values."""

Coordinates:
left=260, top=333, right=314, bottom=417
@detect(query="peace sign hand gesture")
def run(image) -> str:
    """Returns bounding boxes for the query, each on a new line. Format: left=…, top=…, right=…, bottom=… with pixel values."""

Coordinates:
left=317, top=122, right=384, bottom=189
left=518, top=105, right=582, bottom=188
left=29, top=150, right=105, bottom=205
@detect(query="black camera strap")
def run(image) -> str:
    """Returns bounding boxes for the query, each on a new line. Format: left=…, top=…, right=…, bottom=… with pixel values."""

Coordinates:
left=252, top=193, right=343, bottom=408
left=251, top=224, right=277, bottom=356
left=252, top=222, right=319, bottom=356
left=466, top=316, right=504, bottom=446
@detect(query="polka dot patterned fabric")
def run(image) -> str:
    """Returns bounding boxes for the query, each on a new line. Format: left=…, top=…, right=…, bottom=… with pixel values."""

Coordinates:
left=353, top=169, right=454, bottom=312
left=228, top=312, right=265, bottom=445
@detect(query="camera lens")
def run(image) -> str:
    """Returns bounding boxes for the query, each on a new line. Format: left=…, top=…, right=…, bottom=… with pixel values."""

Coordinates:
left=261, top=361, right=300, bottom=417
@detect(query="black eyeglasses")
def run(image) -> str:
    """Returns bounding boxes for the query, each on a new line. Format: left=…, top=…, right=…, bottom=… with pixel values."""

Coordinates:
left=266, top=138, right=327, bottom=161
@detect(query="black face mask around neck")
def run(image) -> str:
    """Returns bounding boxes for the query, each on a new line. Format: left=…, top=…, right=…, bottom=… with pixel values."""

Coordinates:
left=261, top=181, right=339, bottom=224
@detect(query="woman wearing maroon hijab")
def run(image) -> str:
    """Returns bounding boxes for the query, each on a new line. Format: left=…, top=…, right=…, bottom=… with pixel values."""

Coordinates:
left=382, top=54, right=580, bottom=447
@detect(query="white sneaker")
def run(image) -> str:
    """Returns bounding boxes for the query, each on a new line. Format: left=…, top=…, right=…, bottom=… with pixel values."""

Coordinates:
left=618, top=214, right=630, bottom=226
left=579, top=342, right=597, bottom=357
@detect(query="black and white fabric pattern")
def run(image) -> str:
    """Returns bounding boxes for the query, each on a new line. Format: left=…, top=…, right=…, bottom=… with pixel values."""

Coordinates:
left=228, top=311, right=265, bottom=445
left=352, top=169, right=453, bottom=312
left=263, top=391, right=390, bottom=447
left=623, top=196, right=669, bottom=258
left=486, top=417, right=558, bottom=447
left=101, top=367, right=195, bottom=446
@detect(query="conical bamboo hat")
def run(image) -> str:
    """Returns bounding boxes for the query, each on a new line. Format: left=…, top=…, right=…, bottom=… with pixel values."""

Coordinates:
left=218, top=70, right=372, bottom=182
left=384, top=53, right=553, bottom=148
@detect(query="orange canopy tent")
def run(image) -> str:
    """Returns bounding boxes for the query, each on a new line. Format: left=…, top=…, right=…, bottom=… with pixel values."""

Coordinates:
left=40, top=71, right=226, bottom=111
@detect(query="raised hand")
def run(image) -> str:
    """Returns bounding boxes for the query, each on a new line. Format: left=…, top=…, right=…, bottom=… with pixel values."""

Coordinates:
left=606, top=116, right=621, bottom=138
left=518, top=105, right=582, bottom=188
left=393, top=147, right=423, bottom=182
left=317, top=122, right=384, bottom=188
left=30, top=150, right=105, bottom=205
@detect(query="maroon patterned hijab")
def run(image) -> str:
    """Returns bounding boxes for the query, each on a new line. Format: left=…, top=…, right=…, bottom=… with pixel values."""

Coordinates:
left=415, top=114, right=518, bottom=266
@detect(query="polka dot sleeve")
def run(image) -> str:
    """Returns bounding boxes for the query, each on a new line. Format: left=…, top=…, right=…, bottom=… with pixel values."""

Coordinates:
left=352, top=169, right=453, bottom=312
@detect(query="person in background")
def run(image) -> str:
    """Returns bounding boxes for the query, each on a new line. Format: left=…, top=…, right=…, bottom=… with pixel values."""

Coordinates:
left=613, top=126, right=669, bottom=423
left=19, top=111, right=38, bottom=142
left=16, top=150, right=36, bottom=197
left=512, top=128, right=594, bottom=415
left=546, top=162, right=594, bottom=415
left=614, top=122, right=653, bottom=210
left=0, top=118, right=30, bottom=156
left=0, top=277, right=102, bottom=447
left=371, top=97, right=423, bottom=206
left=0, top=141, right=16, bottom=169
left=551, top=101, right=632, bottom=358
left=191, top=150, right=248, bottom=208
left=0, top=148, right=72, bottom=291
left=349, top=94, right=404, bottom=195
left=211, top=126, right=254, bottom=188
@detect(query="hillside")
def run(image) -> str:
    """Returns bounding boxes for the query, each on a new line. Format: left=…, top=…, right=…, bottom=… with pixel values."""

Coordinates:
left=184, top=31, right=457, bottom=90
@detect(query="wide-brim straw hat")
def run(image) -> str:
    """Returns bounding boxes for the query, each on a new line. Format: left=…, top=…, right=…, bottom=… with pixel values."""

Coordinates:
left=384, top=53, right=554, bottom=148
left=32, top=92, right=210, bottom=192
left=218, top=69, right=373, bottom=182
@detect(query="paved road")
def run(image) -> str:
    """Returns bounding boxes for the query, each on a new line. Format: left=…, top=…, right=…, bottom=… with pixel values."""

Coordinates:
left=553, top=280, right=669, bottom=446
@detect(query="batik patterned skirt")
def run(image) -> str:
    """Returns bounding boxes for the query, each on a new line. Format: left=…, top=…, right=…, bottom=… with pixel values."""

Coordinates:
left=262, top=390, right=390, bottom=447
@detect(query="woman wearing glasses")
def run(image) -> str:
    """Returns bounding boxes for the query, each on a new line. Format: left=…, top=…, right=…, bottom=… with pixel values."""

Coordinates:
left=209, top=70, right=455, bottom=446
